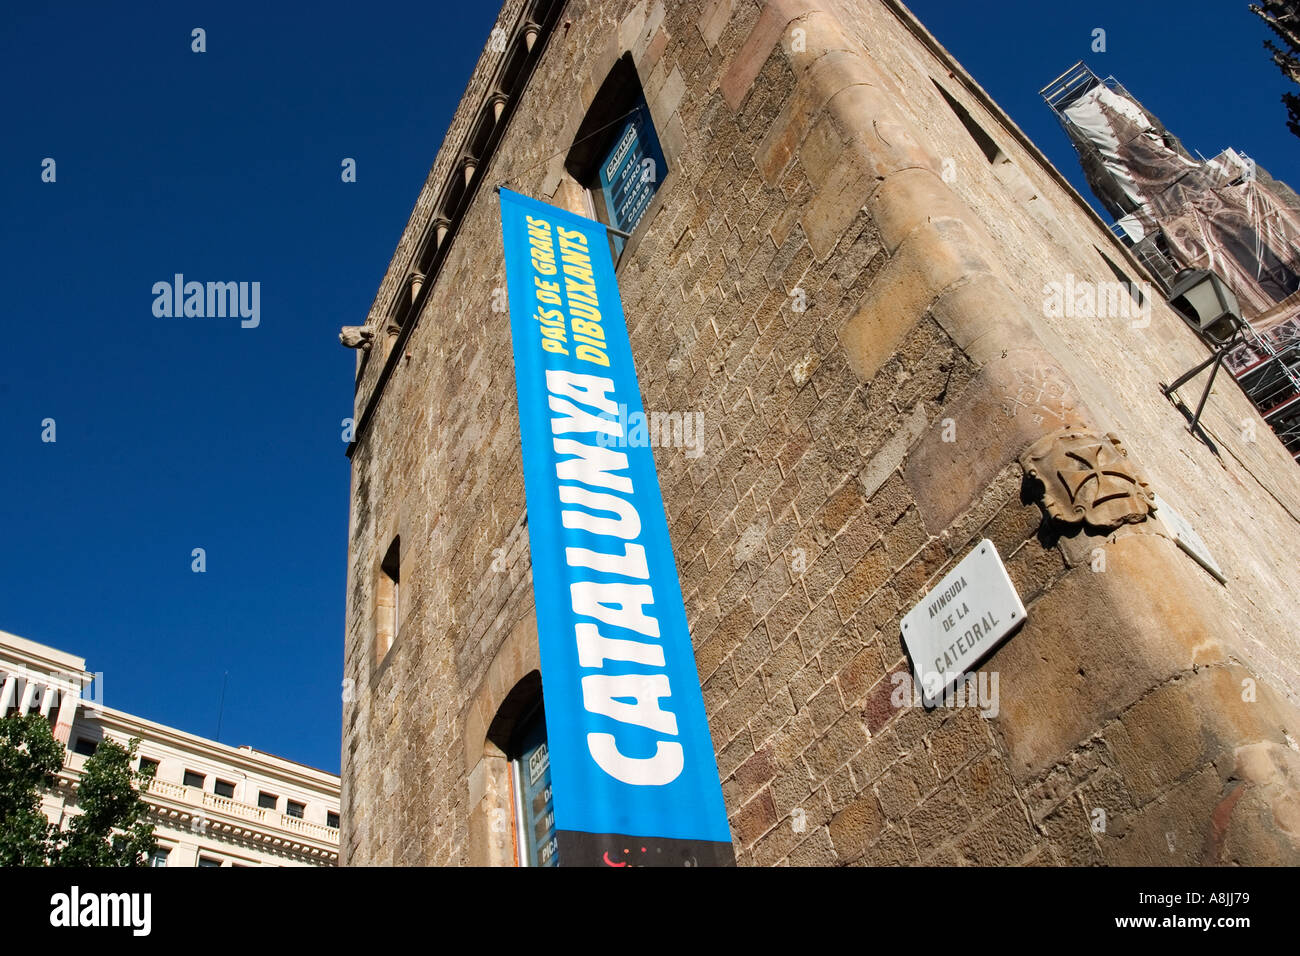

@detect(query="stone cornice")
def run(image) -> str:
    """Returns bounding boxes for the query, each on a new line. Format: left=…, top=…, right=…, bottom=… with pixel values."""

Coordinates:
left=345, top=0, right=566, bottom=458
left=85, top=705, right=339, bottom=796
left=875, top=0, right=1160, bottom=291
left=53, top=772, right=340, bottom=865
left=0, top=630, right=91, bottom=681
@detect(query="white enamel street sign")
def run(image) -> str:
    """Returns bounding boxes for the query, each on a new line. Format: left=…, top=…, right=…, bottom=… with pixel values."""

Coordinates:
left=1153, top=494, right=1226, bottom=584
left=901, top=539, right=1026, bottom=706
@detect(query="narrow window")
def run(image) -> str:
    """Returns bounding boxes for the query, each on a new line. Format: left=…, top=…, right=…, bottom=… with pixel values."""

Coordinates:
left=149, top=847, right=170, bottom=868
left=508, top=702, right=558, bottom=867
left=932, top=77, right=1055, bottom=223
left=1095, top=246, right=1148, bottom=310
left=73, top=737, right=97, bottom=757
left=932, top=79, right=1003, bottom=163
left=182, top=770, right=205, bottom=790
left=286, top=800, right=305, bottom=819
left=376, top=535, right=401, bottom=664
left=197, top=856, right=222, bottom=868
left=565, top=54, right=668, bottom=262
left=138, top=756, right=159, bottom=777
left=213, top=779, right=236, bottom=799
left=327, top=811, right=340, bottom=829
left=257, top=791, right=278, bottom=810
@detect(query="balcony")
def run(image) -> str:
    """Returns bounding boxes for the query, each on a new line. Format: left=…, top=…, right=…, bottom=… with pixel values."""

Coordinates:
left=145, top=778, right=339, bottom=848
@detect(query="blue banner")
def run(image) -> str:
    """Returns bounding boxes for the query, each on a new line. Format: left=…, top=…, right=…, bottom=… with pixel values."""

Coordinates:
left=498, top=187, right=733, bottom=867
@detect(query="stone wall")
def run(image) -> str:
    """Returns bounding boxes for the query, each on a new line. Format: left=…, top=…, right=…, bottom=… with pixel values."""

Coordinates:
left=341, top=0, right=1300, bottom=865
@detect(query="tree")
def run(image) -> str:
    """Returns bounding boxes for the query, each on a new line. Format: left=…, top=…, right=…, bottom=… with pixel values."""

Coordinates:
left=1250, top=1, right=1300, bottom=138
left=0, top=714, right=157, bottom=866
left=0, top=715, right=63, bottom=866
left=59, top=736, right=158, bottom=866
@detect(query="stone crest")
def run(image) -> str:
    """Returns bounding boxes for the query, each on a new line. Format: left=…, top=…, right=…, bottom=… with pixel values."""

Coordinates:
left=1020, top=427, right=1156, bottom=529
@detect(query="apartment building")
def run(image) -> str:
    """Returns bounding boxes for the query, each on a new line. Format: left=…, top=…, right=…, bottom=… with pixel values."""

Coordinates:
left=1, top=629, right=340, bottom=867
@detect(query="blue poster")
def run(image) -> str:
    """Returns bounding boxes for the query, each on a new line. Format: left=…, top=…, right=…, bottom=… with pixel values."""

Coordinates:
left=498, top=187, right=734, bottom=867
left=597, top=100, right=666, bottom=257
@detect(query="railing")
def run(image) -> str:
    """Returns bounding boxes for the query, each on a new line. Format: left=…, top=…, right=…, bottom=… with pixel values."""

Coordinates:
left=144, top=778, right=338, bottom=845
left=147, top=778, right=188, bottom=801
left=202, top=790, right=265, bottom=823
left=278, top=813, right=339, bottom=842
left=1236, top=340, right=1300, bottom=461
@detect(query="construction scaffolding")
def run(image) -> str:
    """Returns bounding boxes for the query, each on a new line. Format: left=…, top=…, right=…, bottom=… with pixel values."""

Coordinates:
left=1042, top=62, right=1300, bottom=461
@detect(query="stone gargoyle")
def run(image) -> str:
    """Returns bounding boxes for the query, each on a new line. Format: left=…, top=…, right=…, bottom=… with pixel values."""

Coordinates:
left=339, top=326, right=374, bottom=350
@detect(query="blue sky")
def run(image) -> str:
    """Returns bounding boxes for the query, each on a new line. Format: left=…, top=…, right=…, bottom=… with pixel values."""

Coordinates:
left=1, top=1, right=1292, bottom=776
left=906, top=0, right=1300, bottom=199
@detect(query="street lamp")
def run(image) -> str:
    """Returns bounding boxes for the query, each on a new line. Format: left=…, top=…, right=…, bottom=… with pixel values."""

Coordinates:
left=1161, top=268, right=1246, bottom=435
left=1167, top=268, right=1243, bottom=346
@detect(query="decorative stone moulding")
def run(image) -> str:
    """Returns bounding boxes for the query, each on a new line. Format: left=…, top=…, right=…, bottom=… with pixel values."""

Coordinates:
left=432, top=217, right=452, bottom=249
left=1020, top=426, right=1156, bottom=530
left=408, top=271, right=425, bottom=303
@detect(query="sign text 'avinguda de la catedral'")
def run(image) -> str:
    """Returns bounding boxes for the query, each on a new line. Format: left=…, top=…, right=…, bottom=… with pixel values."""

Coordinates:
left=901, top=539, right=1026, bottom=707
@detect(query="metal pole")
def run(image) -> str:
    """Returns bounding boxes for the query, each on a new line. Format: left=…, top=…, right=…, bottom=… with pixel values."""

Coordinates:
left=495, top=184, right=633, bottom=238
left=1162, top=349, right=1222, bottom=396
left=1189, top=348, right=1228, bottom=432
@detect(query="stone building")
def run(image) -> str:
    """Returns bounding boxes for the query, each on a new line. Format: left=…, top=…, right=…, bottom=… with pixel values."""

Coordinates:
left=340, top=0, right=1300, bottom=865
left=1, top=630, right=341, bottom=867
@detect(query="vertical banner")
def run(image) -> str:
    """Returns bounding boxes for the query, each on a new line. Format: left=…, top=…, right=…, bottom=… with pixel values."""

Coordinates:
left=498, top=187, right=734, bottom=867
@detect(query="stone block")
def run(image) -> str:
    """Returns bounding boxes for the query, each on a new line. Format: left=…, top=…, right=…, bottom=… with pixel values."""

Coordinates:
left=786, top=827, right=838, bottom=865
left=835, top=642, right=888, bottom=706
left=799, top=141, right=877, bottom=261
left=904, top=347, right=1088, bottom=535
left=698, top=0, right=733, bottom=50
left=840, top=219, right=992, bottom=383
left=928, top=707, right=992, bottom=779
left=955, top=802, right=1040, bottom=865
left=907, top=781, right=971, bottom=857
left=732, top=788, right=778, bottom=847
left=831, top=544, right=890, bottom=622
left=860, top=824, right=918, bottom=866
left=957, top=751, right=1019, bottom=813
left=989, top=534, right=1227, bottom=781
left=1102, top=768, right=1224, bottom=867
left=866, top=166, right=987, bottom=256
left=874, top=749, right=936, bottom=820
left=829, top=791, right=886, bottom=863
left=721, top=0, right=795, bottom=110
left=860, top=404, right=929, bottom=500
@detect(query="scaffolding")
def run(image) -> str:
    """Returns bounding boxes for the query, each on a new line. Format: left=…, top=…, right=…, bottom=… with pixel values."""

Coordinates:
left=1043, top=61, right=1300, bottom=462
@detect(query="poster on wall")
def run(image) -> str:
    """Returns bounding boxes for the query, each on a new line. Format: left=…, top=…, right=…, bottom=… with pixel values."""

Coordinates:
left=498, top=187, right=734, bottom=867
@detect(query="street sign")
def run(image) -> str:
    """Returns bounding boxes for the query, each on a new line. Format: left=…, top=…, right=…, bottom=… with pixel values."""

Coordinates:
left=901, top=539, right=1026, bottom=706
left=1153, top=494, right=1226, bottom=584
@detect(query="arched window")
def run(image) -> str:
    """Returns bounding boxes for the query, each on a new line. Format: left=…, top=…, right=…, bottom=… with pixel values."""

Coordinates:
left=506, top=699, right=558, bottom=867
left=469, top=664, right=554, bottom=867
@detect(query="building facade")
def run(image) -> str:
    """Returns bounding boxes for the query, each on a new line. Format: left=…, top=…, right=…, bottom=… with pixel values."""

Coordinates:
left=341, top=0, right=1300, bottom=865
left=1042, top=61, right=1300, bottom=461
left=1, top=630, right=340, bottom=867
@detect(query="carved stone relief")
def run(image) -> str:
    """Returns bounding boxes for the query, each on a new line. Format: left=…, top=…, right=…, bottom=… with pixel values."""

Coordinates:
left=1021, top=427, right=1156, bottom=529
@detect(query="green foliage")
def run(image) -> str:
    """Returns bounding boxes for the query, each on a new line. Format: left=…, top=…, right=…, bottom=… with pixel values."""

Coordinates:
left=0, top=715, right=63, bottom=866
left=59, top=736, right=158, bottom=866
left=1250, top=1, right=1300, bottom=138
left=0, top=714, right=157, bottom=866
